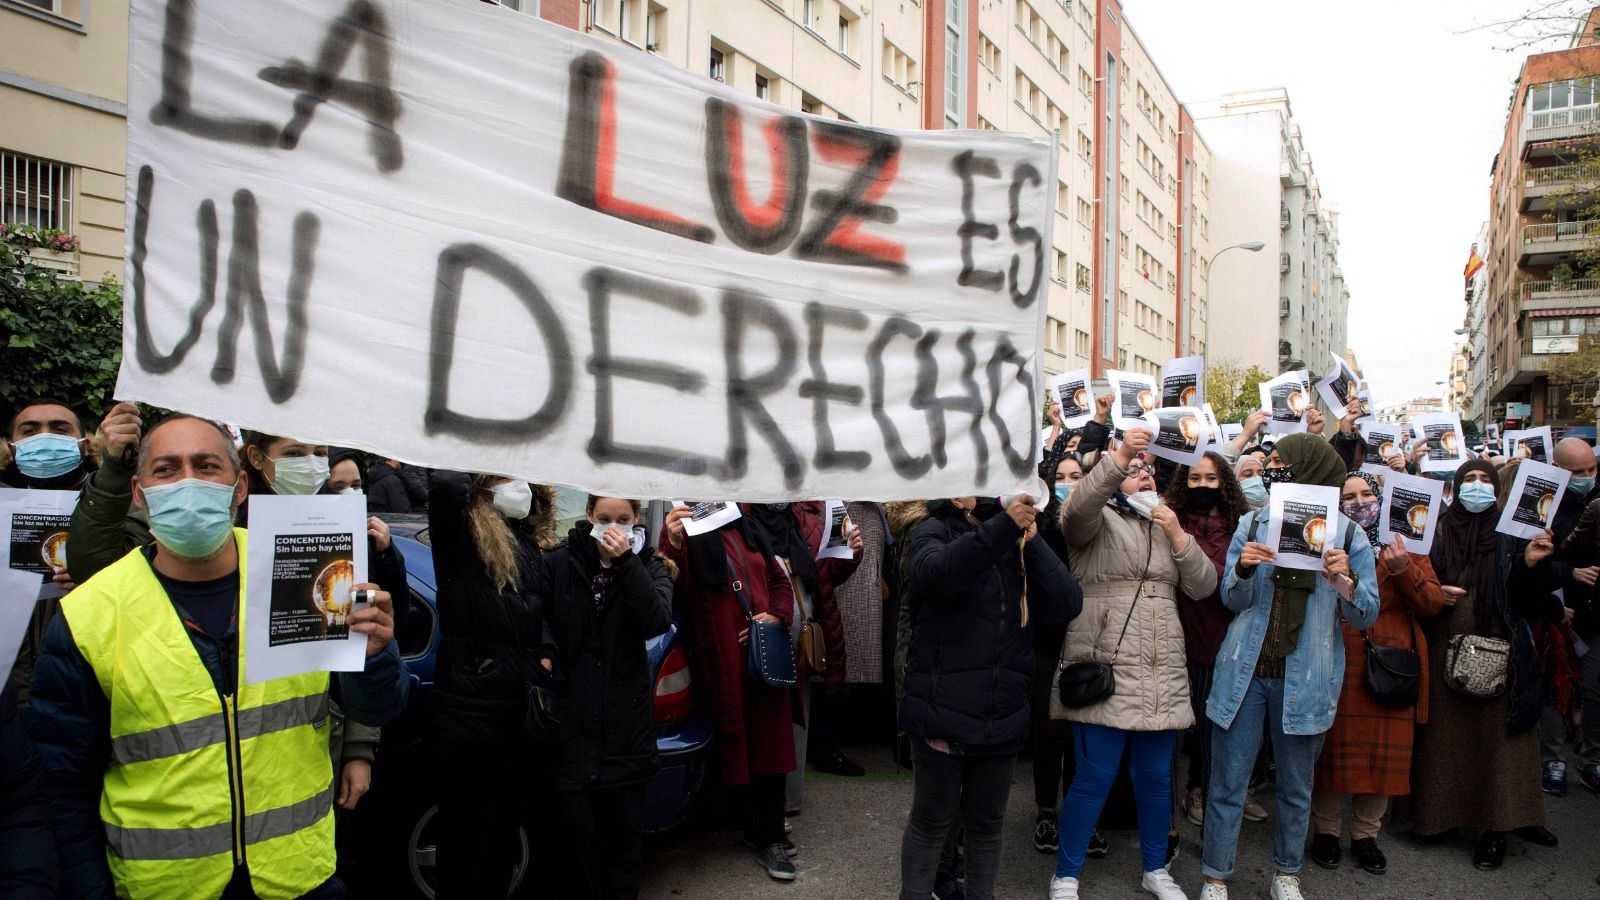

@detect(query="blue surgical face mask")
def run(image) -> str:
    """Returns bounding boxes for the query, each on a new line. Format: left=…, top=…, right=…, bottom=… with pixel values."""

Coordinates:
left=268, top=454, right=329, bottom=496
left=1570, top=476, right=1596, bottom=497
left=11, top=433, right=83, bottom=480
left=139, top=477, right=240, bottom=559
left=1458, top=481, right=1497, bottom=514
left=1239, top=476, right=1268, bottom=506
left=1054, top=483, right=1073, bottom=504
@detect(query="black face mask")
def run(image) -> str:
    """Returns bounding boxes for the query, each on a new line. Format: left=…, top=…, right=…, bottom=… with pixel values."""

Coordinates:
left=1262, top=465, right=1295, bottom=486
left=1187, top=486, right=1222, bottom=512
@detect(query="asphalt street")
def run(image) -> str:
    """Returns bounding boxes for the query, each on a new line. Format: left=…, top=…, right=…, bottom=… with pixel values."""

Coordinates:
left=640, top=746, right=1600, bottom=900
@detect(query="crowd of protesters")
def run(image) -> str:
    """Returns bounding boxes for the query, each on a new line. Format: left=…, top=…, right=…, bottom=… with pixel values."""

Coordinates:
left=0, top=383, right=1596, bottom=900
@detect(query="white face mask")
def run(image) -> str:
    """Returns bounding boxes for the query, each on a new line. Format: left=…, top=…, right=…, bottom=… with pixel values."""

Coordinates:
left=339, top=486, right=363, bottom=496
left=1125, top=490, right=1162, bottom=520
left=269, top=454, right=329, bottom=496
left=490, top=481, right=534, bottom=520
left=591, top=521, right=646, bottom=555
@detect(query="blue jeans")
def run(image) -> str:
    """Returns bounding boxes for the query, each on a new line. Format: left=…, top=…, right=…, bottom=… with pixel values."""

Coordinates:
left=1055, top=724, right=1176, bottom=878
left=1201, top=677, right=1325, bottom=880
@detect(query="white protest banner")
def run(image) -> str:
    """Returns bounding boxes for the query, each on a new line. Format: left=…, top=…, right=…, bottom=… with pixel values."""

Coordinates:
left=1315, top=357, right=1363, bottom=419
left=1160, top=356, right=1205, bottom=409
left=1259, top=370, right=1311, bottom=434
left=244, top=494, right=369, bottom=685
left=1379, top=471, right=1445, bottom=555
left=679, top=501, right=742, bottom=537
left=1050, top=369, right=1095, bottom=429
left=1359, top=422, right=1405, bottom=477
left=1505, top=427, right=1553, bottom=463
left=1106, top=370, right=1158, bottom=434
left=1265, top=483, right=1342, bottom=572
left=1412, top=413, right=1468, bottom=474
left=116, top=0, right=1056, bottom=504
left=0, top=491, right=73, bottom=680
left=817, top=500, right=854, bottom=561
left=1146, top=407, right=1214, bottom=467
left=1496, top=459, right=1571, bottom=540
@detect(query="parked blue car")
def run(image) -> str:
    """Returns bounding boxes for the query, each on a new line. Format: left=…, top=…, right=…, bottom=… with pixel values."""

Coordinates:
left=355, top=515, right=713, bottom=899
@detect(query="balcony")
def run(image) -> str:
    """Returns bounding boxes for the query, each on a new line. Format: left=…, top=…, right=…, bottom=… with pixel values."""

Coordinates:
left=1519, top=220, right=1600, bottom=265
left=1279, top=159, right=1305, bottom=187
left=1280, top=203, right=1290, bottom=229
left=1522, top=104, right=1600, bottom=147
left=1521, top=163, right=1595, bottom=211
left=1522, top=278, right=1600, bottom=310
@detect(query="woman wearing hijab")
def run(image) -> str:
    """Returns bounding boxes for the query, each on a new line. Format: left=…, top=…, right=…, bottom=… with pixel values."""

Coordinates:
left=1161, top=451, right=1252, bottom=828
left=1308, top=471, right=1446, bottom=875
left=658, top=504, right=801, bottom=882
left=1049, top=428, right=1217, bottom=900
left=1409, top=459, right=1567, bottom=870
left=1199, top=434, right=1380, bottom=900
left=1235, top=455, right=1268, bottom=511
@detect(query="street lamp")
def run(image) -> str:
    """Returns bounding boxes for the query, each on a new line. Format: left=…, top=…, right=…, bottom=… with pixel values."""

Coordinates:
left=1199, top=241, right=1266, bottom=356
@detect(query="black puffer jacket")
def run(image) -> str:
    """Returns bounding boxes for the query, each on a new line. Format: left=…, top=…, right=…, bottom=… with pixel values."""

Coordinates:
left=898, top=501, right=1081, bottom=748
left=427, top=471, right=553, bottom=741
left=538, top=523, right=673, bottom=789
left=0, top=676, right=55, bottom=899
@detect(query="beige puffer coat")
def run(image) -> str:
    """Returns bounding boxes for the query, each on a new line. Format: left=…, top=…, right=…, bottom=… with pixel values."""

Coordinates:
left=1049, top=453, right=1218, bottom=730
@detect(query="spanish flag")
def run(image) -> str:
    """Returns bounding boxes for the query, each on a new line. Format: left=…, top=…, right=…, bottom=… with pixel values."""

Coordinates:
left=1464, top=245, right=1485, bottom=282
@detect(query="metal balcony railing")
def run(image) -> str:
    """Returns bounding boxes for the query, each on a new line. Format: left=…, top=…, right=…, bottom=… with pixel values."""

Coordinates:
left=1523, top=277, right=1600, bottom=296
left=1525, top=163, right=1592, bottom=187
left=1528, top=104, right=1598, bottom=135
left=1522, top=221, right=1600, bottom=243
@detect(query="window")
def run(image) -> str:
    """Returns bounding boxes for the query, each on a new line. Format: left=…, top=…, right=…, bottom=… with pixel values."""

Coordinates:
left=1074, top=329, right=1091, bottom=358
left=645, top=3, right=663, bottom=50
left=1077, top=130, right=1092, bottom=162
left=945, top=0, right=963, bottom=127
left=0, top=149, right=73, bottom=231
left=884, top=40, right=919, bottom=91
left=801, top=93, right=821, bottom=115
left=1054, top=250, right=1069, bottom=282
left=709, top=47, right=725, bottom=81
left=1076, top=196, right=1093, bottom=226
left=979, top=33, right=1001, bottom=74
left=803, top=0, right=815, bottom=26
left=618, top=0, right=634, bottom=43
left=838, top=12, right=856, bottom=58
left=1075, top=263, right=1091, bottom=291
left=1078, top=66, right=1094, bottom=98
left=755, top=73, right=770, bottom=100
left=1057, top=182, right=1069, bottom=215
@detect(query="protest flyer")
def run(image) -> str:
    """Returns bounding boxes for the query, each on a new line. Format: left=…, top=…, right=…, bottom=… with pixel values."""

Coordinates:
left=1146, top=406, right=1214, bottom=467
left=1199, top=403, right=1223, bottom=449
left=1412, top=413, right=1469, bottom=474
left=1161, top=356, right=1205, bottom=409
left=1496, top=459, right=1571, bottom=541
left=1106, top=369, right=1159, bottom=433
left=817, top=500, right=855, bottom=561
left=1379, top=472, right=1445, bottom=555
left=1259, top=370, right=1311, bottom=434
left=1358, top=422, right=1405, bottom=477
left=1265, top=483, right=1342, bottom=572
left=0, top=491, right=72, bottom=681
left=1504, top=426, right=1553, bottom=463
left=680, top=501, right=742, bottom=537
left=1220, top=422, right=1244, bottom=443
left=244, top=494, right=369, bottom=685
left=1050, top=369, right=1095, bottom=429
left=1314, top=357, right=1364, bottom=418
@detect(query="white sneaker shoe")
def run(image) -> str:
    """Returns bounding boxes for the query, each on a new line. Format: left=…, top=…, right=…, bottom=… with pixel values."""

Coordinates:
left=1269, top=874, right=1305, bottom=900
left=1198, top=883, right=1229, bottom=900
left=1049, top=875, right=1080, bottom=900
left=1141, top=868, right=1188, bottom=900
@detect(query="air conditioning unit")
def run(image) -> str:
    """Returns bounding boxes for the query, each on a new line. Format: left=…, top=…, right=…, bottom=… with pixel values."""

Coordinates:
left=1279, top=297, right=1291, bottom=318
left=1279, top=252, right=1291, bottom=273
left=1280, top=204, right=1290, bottom=229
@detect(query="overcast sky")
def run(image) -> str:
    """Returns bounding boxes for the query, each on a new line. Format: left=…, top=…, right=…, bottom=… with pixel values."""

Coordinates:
left=1122, top=0, right=1561, bottom=409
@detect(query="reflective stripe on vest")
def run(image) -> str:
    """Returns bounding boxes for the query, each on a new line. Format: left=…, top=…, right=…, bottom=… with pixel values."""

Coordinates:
left=60, top=532, right=337, bottom=900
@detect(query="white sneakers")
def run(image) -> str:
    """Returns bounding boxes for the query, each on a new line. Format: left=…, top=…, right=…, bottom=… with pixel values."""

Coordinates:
left=1141, top=869, right=1188, bottom=900
left=1048, top=875, right=1080, bottom=900
left=1269, top=875, right=1305, bottom=900
left=1198, top=883, right=1229, bottom=900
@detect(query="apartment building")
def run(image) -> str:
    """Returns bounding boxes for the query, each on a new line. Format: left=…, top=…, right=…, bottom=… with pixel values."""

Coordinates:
left=1, top=0, right=127, bottom=282
left=1459, top=223, right=1491, bottom=431
left=1480, top=7, right=1600, bottom=436
left=1444, top=344, right=1470, bottom=421
left=1189, top=89, right=1351, bottom=380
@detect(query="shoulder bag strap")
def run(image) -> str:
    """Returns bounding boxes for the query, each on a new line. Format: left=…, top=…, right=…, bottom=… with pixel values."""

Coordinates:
left=1106, top=519, right=1159, bottom=665
left=724, top=551, right=754, bottom=621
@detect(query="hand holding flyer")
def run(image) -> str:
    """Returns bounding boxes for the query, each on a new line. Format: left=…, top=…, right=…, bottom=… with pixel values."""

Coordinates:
left=1145, top=406, right=1215, bottom=467
left=1411, top=413, right=1469, bottom=474
left=1359, top=422, right=1405, bottom=477
left=817, top=500, right=855, bottom=561
left=1265, top=483, right=1343, bottom=572
left=1504, top=426, right=1553, bottom=463
left=1379, top=471, right=1445, bottom=554
left=1161, top=356, right=1205, bottom=409
left=1495, top=459, right=1571, bottom=541
left=1259, top=370, right=1312, bottom=434
left=1050, top=369, right=1095, bottom=429
left=1106, top=369, right=1159, bottom=433
left=0, top=490, right=74, bottom=683
left=679, top=501, right=742, bottom=537
left=245, top=494, right=370, bottom=685
left=1314, top=357, right=1363, bottom=418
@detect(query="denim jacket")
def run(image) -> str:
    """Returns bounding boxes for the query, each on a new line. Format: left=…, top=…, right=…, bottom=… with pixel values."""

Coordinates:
left=1206, top=508, right=1380, bottom=736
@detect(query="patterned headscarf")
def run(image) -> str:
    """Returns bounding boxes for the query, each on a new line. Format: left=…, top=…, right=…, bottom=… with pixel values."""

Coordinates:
left=1345, top=470, right=1383, bottom=547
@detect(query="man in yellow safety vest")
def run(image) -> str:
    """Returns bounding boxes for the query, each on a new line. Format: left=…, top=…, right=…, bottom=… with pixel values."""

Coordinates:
left=26, top=414, right=408, bottom=899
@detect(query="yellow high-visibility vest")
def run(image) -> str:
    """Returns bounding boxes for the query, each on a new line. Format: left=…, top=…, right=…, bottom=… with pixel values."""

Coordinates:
left=60, top=529, right=336, bottom=900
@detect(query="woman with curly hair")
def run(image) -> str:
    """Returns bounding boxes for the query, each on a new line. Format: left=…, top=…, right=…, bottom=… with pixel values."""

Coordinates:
left=1161, top=450, right=1253, bottom=829
left=427, top=471, right=558, bottom=898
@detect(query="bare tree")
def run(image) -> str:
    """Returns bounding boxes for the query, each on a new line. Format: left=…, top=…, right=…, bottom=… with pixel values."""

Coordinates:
left=1467, top=0, right=1597, bottom=51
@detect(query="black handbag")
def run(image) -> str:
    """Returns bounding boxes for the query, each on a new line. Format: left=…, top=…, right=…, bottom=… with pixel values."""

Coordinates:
left=1362, top=632, right=1422, bottom=708
left=507, top=617, right=561, bottom=740
left=1058, top=520, right=1154, bottom=709
left=727, top=552, right=798, bottom=689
